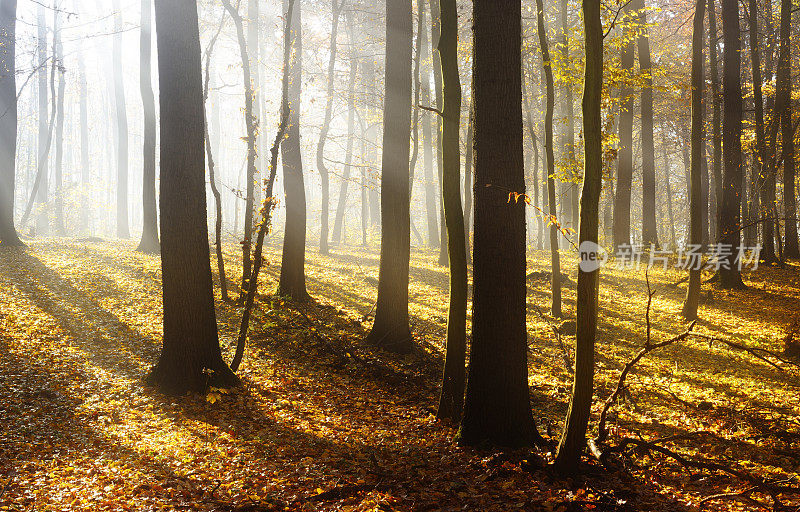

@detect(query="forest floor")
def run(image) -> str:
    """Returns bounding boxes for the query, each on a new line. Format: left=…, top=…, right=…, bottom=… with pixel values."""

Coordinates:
left=1, top=238, right=800, bottom=511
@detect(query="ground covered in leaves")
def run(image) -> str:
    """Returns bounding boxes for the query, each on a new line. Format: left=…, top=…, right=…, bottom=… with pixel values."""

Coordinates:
left=1, top=238, right=800, bottom=511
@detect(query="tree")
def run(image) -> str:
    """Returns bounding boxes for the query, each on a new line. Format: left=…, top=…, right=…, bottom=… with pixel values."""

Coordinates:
left=316, top=0, right=344, bottom=254
left=331, top=10, right=358, bottom=245
left=221, top=0, right=259, bottom=302
left=136, top=0, right=160, bottom=254
left=278, top=0, right=310, bottom=301
left=419, top=2, right=438, bottom=248
left=612, top=2, right=634, bottom=249
left=777, top=0, right=798, bottom=258
left=459, top=0, right=541, bottom=448
left=365, top=0, right=413, bottom=353
left=35, top=5, right=48, bottom=236
left=435, top=0, right=467, bottom=422
left=430, top=0, right=448, bottom=267
left=78, top=42, right=90, bottom=235
left=682, top=0, right=706, bottom=320
left=112, top=0, right=130, bottom=239
left=718, top=0, right=745, bottom=289
left=52, top=13, right=65, bottom=235
left=708, top=0, right=722, bottom=243
left=637, top=0, right=658, bottom=246
left=0, top=0, right=21, bottom=247
left=537, top=0, right=562, bottom=318
left=147, top=0, right=238, bottom=394
left=554, top=0, right=602, bottom=473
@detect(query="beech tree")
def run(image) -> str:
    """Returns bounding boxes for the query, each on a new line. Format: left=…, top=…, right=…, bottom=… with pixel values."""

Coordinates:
left=147, top=0, right=238, bottom=394
left=365, top=0, right=413, bottom=353
left=554, top=0, right=602, bottom=473
left=136, top=0, right=159, bottom=254
left=458, top=0, right=540, bottom=448
left=0, top=0, right=20, bottom=247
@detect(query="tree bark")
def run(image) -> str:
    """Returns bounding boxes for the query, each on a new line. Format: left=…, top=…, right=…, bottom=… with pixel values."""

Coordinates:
left=0, top=0, right=21, bottom=246
left=429, top=0, right=448, bottom=267
left=278, top=0, right=310, bottom=301
left=419, top=3, right=438, bottom=248
left=136, top=0, right=160, bottom=253
left=718, top=0, right=746, bottom=288
left=777, top=0, right=798, bottom=258
left=554, top=0, right=602, bottom=474
left=147, top=0, right=238, bottom=394
left=435, top=0, right=467, bottom=423
left=365, top=0, right=413, bottom=353
left=708, top=0, right=723, bottom=244
left=459, top=0, right=540, bottom=448
left=682, top=0, right=706, bottom=320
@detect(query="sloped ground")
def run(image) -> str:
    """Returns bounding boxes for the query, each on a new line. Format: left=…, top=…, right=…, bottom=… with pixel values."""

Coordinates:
left=0, top=239, right=798, bottom=511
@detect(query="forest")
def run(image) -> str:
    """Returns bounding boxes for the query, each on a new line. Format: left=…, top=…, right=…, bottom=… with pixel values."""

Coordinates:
left=1, top=0, right=800, bottom=510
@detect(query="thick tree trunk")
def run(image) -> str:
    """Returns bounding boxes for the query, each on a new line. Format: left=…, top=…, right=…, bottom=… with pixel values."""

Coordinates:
left=435, top=0, right=467, bottom=423
left=112, top=0, right=129, bottom=239
left=278, top=0, right=310, bottom=301
left=537, top=0, right=562, bottom=318
left=637, top=0, right=657, bottom=246
left=718, top=0, right=746, bottom=288
left=316, top=0, right=343, bottom=254
left=0, top=0, right=21, bottom=246
left=147, top=0, right=238, bottom=394
left=459, top=0, right=540, bottom=448
left=365, top=0, right=413, bottom=353
left=778, top=0, right=798, bottom=258
left=136, top=0, right=160, bottom=254
left=682, top=0, right=706, bottom=320
left=613, top=3, right=634, bottom=248
left=554, top=0, right=602, bottom=474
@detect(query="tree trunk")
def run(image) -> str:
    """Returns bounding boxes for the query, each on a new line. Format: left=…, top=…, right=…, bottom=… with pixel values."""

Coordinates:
left=136, top=0, right=160, bottom=253
left=0, top=0, right=21, bottom=246
left=316, top=0, right=343, bottom=254
left=78, top=43, right=90, bottom=235
left=365, top=0, right=413, bottom=353
left=147, top=0, right=238, bottom=394
left=112, top=0, right=130, bottom=239
left=718, top=0, right=746, bottom=288
left=459, top=0, right=540, bottom=448
left=53, top=16, right=65, bottom=236
left=435, top=0, right=467, bottom=423
left=708, top=0, right=723, bottom=244
left=278, top=0, right=310, bottom=301
left=463, top=105, right=473, bottom=263
left=637, top=0, right=657, bottom=246
left=332, top=11, right=358, bottom=245
left=682, top=0, right=706, bottom=320
left=554, top=0, right=602, bottom=474
left=522, top=69, right=542, bottom=251
left=419, top=4, right=438, bottom=248
left=561, top=0, right=578, bottom=232
left=430, top=0, right=448, bottom=267
left=221, top=0, right=258, bottom=301
left=35, top=5, right=48, bottom=236
left=613, top=3, right=634, bottom=248
left=537, top=0, right=562, bottom=318
left=778, top=0, right=798, bottom=258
